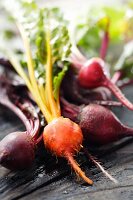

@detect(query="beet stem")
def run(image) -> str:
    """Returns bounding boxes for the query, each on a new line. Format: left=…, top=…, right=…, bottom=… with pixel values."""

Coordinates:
left=90, top=100, right=122, bottom=107
left=71, top=46, right=87, bottom=70
left=30, top=118, right=40, bottom=138
left=18, top=102, right=40, bottom=138
left=35, top=134, right=43, bottom=145
left=71, top=54, right=83, bottom=70
left=104, top=78, right=133, bottom=111
left=0, top=85, right=40, bottom=140
left=1, top=99, right=32, bottom=133
left=65, top=152, right=93, bottom=185
left=100, top=30, right=109, bottom=60
left=61, top=98, right=79, bottom=113
left=111, top=71, right=122, bottom=84
left=71, top=45, right=87, bottom=63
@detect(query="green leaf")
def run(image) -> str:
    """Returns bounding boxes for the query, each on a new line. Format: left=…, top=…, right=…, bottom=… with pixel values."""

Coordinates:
left=73, top=5, right=129, bottom=60
left=53, top=64, right=68, bottom=100
left=1, top=0, right=71, bottom=99
left=35, top=7, right=71, bottom=65
left=103, top=6, right=125, bottom=42
left=35, top=9, right=47, bottom=64
left=34, top=7, right=71, bottom=99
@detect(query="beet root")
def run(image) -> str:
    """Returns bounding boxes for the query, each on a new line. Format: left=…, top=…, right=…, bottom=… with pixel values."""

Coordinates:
left=43, top=117, right=93, bottom=185
left=61, top=67, right=112, bottom=105
left=78, top=58, right=133, bottom=111
left=78, top=58, right=108, bottom=89
left=0, top=131, right=35, bottom=170
left=43, top=117, right=82, bottom=156
left=79, top=104, right=133, bottom=145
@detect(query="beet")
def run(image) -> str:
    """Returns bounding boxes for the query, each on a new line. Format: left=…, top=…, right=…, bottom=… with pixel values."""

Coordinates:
left=79, top=104, right=133, bottom=145
left=61, top=67, right=112, bottom=104
left=77, top=57, right=133, bottom=111
left=43, top=117, right=93, bottom=185
left=61, top=99, right=133, bottom=145
left=0, top=132, right=35, bottom=170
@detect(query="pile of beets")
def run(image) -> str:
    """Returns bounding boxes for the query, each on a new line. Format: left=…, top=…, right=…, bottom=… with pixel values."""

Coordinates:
left=0, top=55, right=132, bottom=183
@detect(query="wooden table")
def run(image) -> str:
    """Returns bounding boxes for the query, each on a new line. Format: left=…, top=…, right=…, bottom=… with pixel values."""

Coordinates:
left=0, top=86, right=133, bottom=200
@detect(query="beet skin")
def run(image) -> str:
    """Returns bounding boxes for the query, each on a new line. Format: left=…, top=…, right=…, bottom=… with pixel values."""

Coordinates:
left=0, top=131, right=35, bottom=170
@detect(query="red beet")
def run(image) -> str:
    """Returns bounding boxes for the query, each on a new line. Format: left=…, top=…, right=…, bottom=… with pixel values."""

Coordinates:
left=78, top=57, right=133, bottom=111
left=61, top=67, right=112, bottom=104
left=61, top=99, right=133, bottom=145
left=79, top=104, right=133, bottom=145
left=0, top=132, right=35, bottom=170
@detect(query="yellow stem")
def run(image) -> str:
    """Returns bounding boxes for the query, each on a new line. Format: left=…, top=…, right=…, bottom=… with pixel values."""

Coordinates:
left=45, top=30, right=60, bottom=118
left=44, top=85, right=51, bottom=110
left=8, top=53, right=52, bottom=122
left=8, top=52, right=32, bottom=91
left=38, top=102, right=53, bottom=123
left=38, top=84, right=51, bottom=112
left=16, top=22, right=39, bottom=91
left=56, top=91, right=61, bottom=116
left=16, top=22, right=52, bottom=122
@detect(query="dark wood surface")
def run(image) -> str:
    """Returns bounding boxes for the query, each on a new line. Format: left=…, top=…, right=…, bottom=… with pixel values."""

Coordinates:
left=0, top=86, right=133, bottom=200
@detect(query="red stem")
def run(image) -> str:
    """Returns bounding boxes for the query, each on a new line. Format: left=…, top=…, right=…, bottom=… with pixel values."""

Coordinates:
left=0, top=98, right=32, bottom=133
left=100, top=30, right=109, bottom=60
left=61, top=97, right=79, bottom=113
left=17, top=101, right=40, bottom=138
left=111, top=71, right=122, bottom=84
left=71, top=54, right=84, bottom=70
left=0, top=89, right=40, bottom=140
left=70, top=46, right=87, bottom=71
left=71, top=46, right=87, bottom=63
left=104, top=78, right=133, bottom=111
left=89, top=100, right=122, bottom=107
left=35, top=134, right=43, bottom=145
